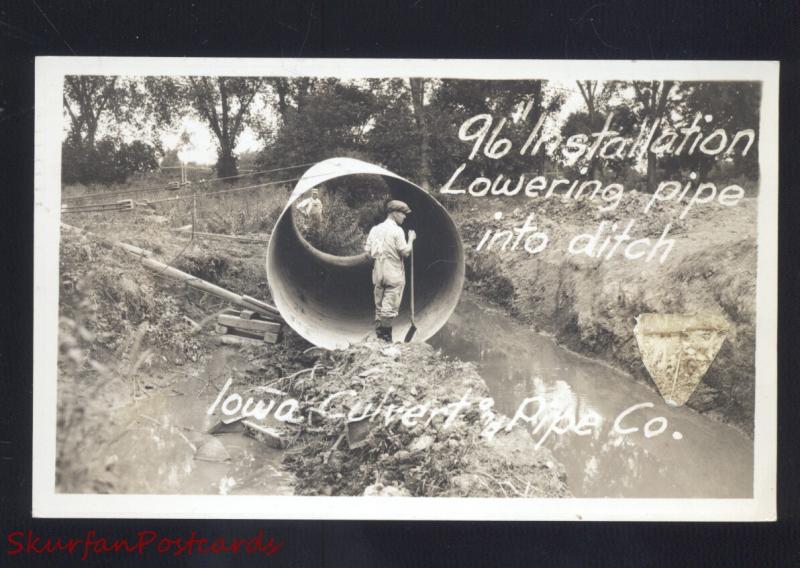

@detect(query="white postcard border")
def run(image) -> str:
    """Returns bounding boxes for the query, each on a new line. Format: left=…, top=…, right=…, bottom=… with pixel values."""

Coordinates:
left=33, top=57, right=779, bottom=521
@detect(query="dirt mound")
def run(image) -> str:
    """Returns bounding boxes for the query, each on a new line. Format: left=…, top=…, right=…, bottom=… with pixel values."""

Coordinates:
left=282, top=342, right=569, bottom=497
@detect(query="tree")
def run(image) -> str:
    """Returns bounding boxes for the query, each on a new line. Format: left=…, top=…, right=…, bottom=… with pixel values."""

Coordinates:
left=267, top=77, right=316, bottom=123
left=629, top=80, right=677, bottom=192
left=366, top=78, right=427, bottom=181
left=429, top=79, right=563, bottom=181
left=63, top=76, right=144, bottom=146
left=562, top=82, right=638, bottom=179
left=574, top=80, right=617, bottom=177
left=62, top=76, right=157, bottom=184
left=62, top=137, right=159, bottom=185
left=258, top=79, right=377, bottom=168
left=146, top=76, right=264, bottom=178
left=409, top=78, right=432, bottom=190
left=660, top=82, right=760, bottom=181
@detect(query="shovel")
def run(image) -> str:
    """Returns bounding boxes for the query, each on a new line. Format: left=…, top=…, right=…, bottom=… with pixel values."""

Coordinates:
left=404, top=243, right=417, bottom=342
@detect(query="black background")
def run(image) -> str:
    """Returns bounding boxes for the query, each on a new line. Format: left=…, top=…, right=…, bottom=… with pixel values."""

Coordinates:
left=1, top=1, right=798, bottom=566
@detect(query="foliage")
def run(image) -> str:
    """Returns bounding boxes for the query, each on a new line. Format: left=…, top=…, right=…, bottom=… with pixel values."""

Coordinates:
left=63, top=76, right=147, bottom=146
left=67, top=75, right=761, bottom=194
left=258, top=79, right=377, bottom=170
left=299, top=191, right=369, bottom=256
left=62, top=137, right=160, bottom=184
left=194, top=184, right=289, bottom=235
left=659, top=82, right=760, bottom=180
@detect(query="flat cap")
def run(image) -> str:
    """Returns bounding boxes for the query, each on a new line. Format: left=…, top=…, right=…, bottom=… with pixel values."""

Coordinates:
left=386, top=200, right=412, bottom=214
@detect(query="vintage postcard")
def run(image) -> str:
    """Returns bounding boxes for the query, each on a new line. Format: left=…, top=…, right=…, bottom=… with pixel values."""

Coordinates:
left=33, top=58, right=777, bottom=520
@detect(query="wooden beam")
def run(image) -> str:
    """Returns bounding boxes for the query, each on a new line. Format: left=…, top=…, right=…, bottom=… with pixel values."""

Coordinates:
left=137, top=256, right=283, bottom=322
left=218, top=314, right=281, bottom=333
left=172, top=227, right=269, bottom=244
left=219, top=335, right=264, bottom=347
left=60, top=223, right=285, bottom=325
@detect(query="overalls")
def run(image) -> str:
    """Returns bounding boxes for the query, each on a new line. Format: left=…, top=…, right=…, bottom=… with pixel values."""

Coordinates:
left=365, top=218, right=411, bottom=323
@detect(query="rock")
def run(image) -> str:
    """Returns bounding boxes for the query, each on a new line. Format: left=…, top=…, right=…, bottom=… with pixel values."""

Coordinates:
left=450, top=473, right=481, bottom=494
left=409, top=434, right=435, bottom=453
left=194, top=437, right=231, bottom=463
left=363, top=483, right=411, bottom=497
left=208, top=415, right=245, bottom=435
left=358, top=367, right=383, bottom=378
left=392, top=450, right=413, bottom=463
left=380, top=346, right=401, bottom=359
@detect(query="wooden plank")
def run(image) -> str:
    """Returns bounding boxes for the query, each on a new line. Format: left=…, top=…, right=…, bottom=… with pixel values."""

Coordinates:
left=118, top=242, right=152, bottom=257
left=101, top=237, right=283, bottom=323
left=218, top=314, right=281, bottom=333
left=228, top=328, right=264, bottom=340
left=172, top=227, right=268, bottom=244
left=140, top=257, right=264, bottom=315
left=263, top=331, right=279, bottom=344
left=242, top=295, right=280, bottom=317
left=242, top=420, right=291, bottom=449
left=219, top=335, right=264, bottom=347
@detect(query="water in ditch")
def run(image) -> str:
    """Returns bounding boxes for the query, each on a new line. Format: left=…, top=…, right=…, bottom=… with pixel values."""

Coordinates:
left=97, top=348, right=293, bottom=496
left=429, top=294, right=753, bottom=498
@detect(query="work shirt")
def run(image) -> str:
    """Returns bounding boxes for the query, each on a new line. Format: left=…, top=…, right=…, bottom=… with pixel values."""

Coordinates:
left=364, top=218, right=412, bottom=265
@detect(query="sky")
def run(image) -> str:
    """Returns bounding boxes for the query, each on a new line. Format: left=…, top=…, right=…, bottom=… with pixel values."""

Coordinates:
left=160, top=120, right=263, bottom=165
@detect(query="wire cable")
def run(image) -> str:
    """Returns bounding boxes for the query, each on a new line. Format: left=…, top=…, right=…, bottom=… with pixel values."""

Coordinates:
left=62, top=161, right=318, bottom=202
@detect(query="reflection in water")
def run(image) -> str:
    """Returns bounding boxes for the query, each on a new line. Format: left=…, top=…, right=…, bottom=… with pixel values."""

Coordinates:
left=430, top=295, right=753, bottom=498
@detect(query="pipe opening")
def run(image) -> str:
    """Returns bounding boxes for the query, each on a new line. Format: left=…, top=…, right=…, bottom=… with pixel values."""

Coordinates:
left=267, top=158, right=464, bottom=349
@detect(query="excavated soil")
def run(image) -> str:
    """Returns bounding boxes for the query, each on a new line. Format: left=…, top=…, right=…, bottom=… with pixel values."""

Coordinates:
left=281, top=342, right=568, bottom=497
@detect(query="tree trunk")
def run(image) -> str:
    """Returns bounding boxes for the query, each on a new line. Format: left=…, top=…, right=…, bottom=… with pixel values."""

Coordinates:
left=647, top=152, right=658, bottom=193
left=217, top=143, right=237, bottom=178
left=273, top=79, right=289, bottom=121
left=409, top=78, right=431, bottom=190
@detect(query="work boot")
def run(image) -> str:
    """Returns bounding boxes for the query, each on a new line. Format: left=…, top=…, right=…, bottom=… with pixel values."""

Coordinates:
left=377, top=326, right=392, bottom=342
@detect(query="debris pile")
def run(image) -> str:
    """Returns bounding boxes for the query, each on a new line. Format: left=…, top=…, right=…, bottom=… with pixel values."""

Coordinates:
left=281, top=342, right=569, bottom=497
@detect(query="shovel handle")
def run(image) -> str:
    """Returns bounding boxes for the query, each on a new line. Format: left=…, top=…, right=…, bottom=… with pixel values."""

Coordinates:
left=410, top=242, right=415, bottom=322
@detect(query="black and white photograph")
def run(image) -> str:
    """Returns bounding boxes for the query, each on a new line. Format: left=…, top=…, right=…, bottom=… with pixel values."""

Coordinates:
left=33, top=58, right=777, bottom=520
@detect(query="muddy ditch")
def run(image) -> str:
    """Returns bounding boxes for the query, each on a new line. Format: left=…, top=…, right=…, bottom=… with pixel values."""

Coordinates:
left=57, top=221, right=569, bottom=497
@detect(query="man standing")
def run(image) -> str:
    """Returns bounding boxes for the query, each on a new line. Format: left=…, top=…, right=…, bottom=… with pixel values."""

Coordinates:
left=364, top=200, right=416, bottom=342
left=295, top=187, right=324, bottom=245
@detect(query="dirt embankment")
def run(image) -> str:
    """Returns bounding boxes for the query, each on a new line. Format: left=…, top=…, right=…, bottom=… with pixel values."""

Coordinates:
left=451, top=193, right=757, bottom=435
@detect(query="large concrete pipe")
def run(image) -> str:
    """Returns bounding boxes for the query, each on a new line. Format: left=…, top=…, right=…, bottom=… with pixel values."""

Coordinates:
left=267, top=157, right=464, bottom=349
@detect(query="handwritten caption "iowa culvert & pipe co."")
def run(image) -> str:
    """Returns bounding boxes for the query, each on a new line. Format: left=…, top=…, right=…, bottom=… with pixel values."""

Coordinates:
left=209, top=379, right=685, bottom=450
